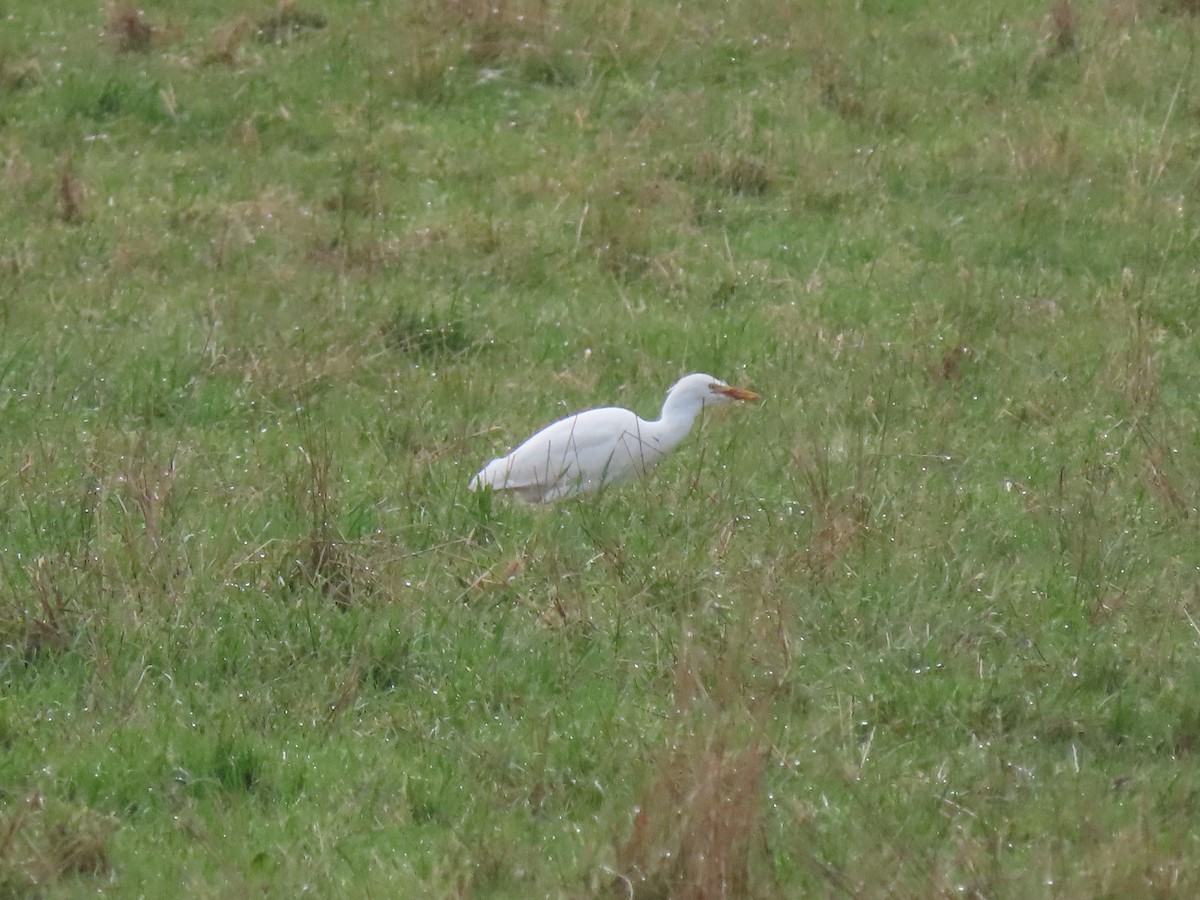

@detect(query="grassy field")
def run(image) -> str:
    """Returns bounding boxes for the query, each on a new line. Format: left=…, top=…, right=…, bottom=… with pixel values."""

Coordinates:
left=2, top=0, right=1200, bottom=895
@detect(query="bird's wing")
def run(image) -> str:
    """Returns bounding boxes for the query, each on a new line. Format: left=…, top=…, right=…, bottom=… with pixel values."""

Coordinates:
left=473, top=408, right=651, bottom=498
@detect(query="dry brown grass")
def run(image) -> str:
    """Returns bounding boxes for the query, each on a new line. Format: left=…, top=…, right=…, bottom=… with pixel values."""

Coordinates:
left=689, top=151, right=774, bottom=197
left=807, top=42, right=867, bottom=121
left=283, top=436, right=376, bottom=609
left=423, top=0, right=555, bottom=64
left=1119, top=311, right=1161, bottom=412
left=203, top=16, right=257, bottom=67
left=105, top=442, right=188, bottom=600
left=614, top=737, right=767, bottom=900
left=55, top=158, right=84, bottom=224
left=928, top=344, right=973, bottom=383
left=4, top=555, right=74, bottom=659
left=1005, top=126, right=1083, bottom=177
left=191, top=188, right=312, bottom=269
left=3, top=442, right=186, bottom=652
left=392, top=0, right=586, bottom=100
left=582, top=175, right=696, bottom=281
left=0, top=56, right=41, bottom=92
left=1141, top=448, right=1190, bottom=516
left=3, top=148, right=34, bottom=199
left=0, top=796, right=118, bottom=894
left=1163, top=0, right=1200, bottom=16
left=103, top=5, right=158, bottom=54
left=792, top=442, right=870, bottom=578
left=0, top=453, right=105, bottom=658
left=610, top=623, right=781, bottom=899
left=116, top=447, right=177, bottom=554
left=255, top=1, right=327, bottom=45
left=1050, top=0, right=1079, bottom=55
left=202, top=4, right=323, bottom=65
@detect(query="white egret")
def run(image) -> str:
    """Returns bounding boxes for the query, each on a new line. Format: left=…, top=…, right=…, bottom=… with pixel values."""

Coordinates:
left=468, top=373, right=759, bottom=503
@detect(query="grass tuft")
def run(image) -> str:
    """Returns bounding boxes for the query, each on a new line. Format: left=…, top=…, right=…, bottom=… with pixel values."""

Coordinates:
left=615, top=737, right=766, bottom=900
left=689, top=151, right=775, bottom=196
left=928, top=344, right=973, bottom=383
left=1050, top=0, right=1078, bottom=55
left=384, top=307, right=476, bottom=359
left=209, top=739, right=266, bottom=794
left=0, top=56, right=41, bottom=93
left=103, top=5, right=158, bottom=54
left=0, top=797, right=117, bottom=893
left=793, top=442, right=870, bottom=578
left=255, top=2, right=328, bottom=46
left=4, top=556, right=74, bottom=660
left=613, top=637, right=772, bottom=899
left=431, top=0, right=557, bottom=67
left=202, top=16, right=256, bottom=67
left=282, top=436, right=375, bottom=609
left=55, top=158, right=84, bottom=225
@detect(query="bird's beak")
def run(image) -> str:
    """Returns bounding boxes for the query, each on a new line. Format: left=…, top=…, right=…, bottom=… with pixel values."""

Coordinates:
left=712, top=384, right=759, bottom=402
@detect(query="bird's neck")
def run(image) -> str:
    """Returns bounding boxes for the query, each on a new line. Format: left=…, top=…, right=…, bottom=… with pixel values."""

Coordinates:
left=649, top=396, right=706, bottom=450
left=659, top=393, right=706, bottom=426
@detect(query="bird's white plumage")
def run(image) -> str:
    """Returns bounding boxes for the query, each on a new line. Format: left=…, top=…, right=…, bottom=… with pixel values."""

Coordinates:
left=468, top=373, right=758, bottom=503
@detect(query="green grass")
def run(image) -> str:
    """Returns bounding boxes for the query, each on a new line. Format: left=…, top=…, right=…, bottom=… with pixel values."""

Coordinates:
left=3, top=0, right=1200, bottom=895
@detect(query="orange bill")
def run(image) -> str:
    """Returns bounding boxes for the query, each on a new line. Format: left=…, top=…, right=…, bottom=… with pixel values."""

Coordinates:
left=712, top=384, right=759, bottom=402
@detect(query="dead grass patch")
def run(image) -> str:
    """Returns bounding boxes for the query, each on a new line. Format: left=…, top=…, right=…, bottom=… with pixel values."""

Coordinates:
left=0, top=56, right=41, bottom=92
left=1100, top=0, right=1143, bottom=30
left=104, top=5, right=158, bottom=53
left=3, top=148, right=34, bottom=197
left=610, top=620, right=784, bottom=899
left=196, top=189, right=310, bottom=268
left=1139, top=443, right=1193, bottom=519
left=0, top=796, right=117, bottom=893
left=808, top=43, right=866, bottom=121
left=420, top=0, right=555, bottom=65
left=108, top=442, right=185, bottom=594
left=688, top=150, right=775, bottom=196
left=614, top=736, right=767, bottom=900
left=217, top=191, right=308, bottom=232
left=282, top=437, right=376, bottom=609
left=203, top=16, right=257, bottom=67
left=392, top=0, right=575, bottom=97
left=927, top=344, right=973, bottom=383
left=306, top=226, right=449, bottom=275
left=1118, top=311, right=1161, bottom=412
left=55, top=158, right=84, bottom=225
left=255, top=2, right=328, bottom=45
left=1005, top=126, right=1083, bottom=177
left=1163, top=0, right=1200, bottom=17
left=583, top=176, right=696, bottom=279
left=1091, top=299, right=1164, bottom=422
left=792, top=443, right=870, bottom=578
left=2, top=555, right=75, bottom=659
left=1049, top=0, right=1079, bottom=55
left=613, top=691, right=769, bottom=900
left=384, top=0, right=561, bottom=101
left=114, top=444, right=177, bottom=554
left=1072, top=824, right=1200, bottom=895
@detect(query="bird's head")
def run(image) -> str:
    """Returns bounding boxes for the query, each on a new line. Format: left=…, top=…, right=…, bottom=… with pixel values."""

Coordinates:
left=708, top=380, right=760, bottom=404
left=666, top=373, right=759, bottom=411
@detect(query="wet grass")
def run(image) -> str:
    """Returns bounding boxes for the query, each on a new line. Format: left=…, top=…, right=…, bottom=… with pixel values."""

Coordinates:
left=3, top=0, right=1200, bottom=895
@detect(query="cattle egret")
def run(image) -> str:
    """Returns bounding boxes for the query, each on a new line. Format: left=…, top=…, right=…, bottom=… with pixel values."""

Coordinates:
left=468, top=373, right=759, bottom=503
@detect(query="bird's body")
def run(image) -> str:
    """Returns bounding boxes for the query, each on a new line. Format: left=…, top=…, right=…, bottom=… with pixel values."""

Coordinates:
left=468, top=373, right=758, bottom=503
